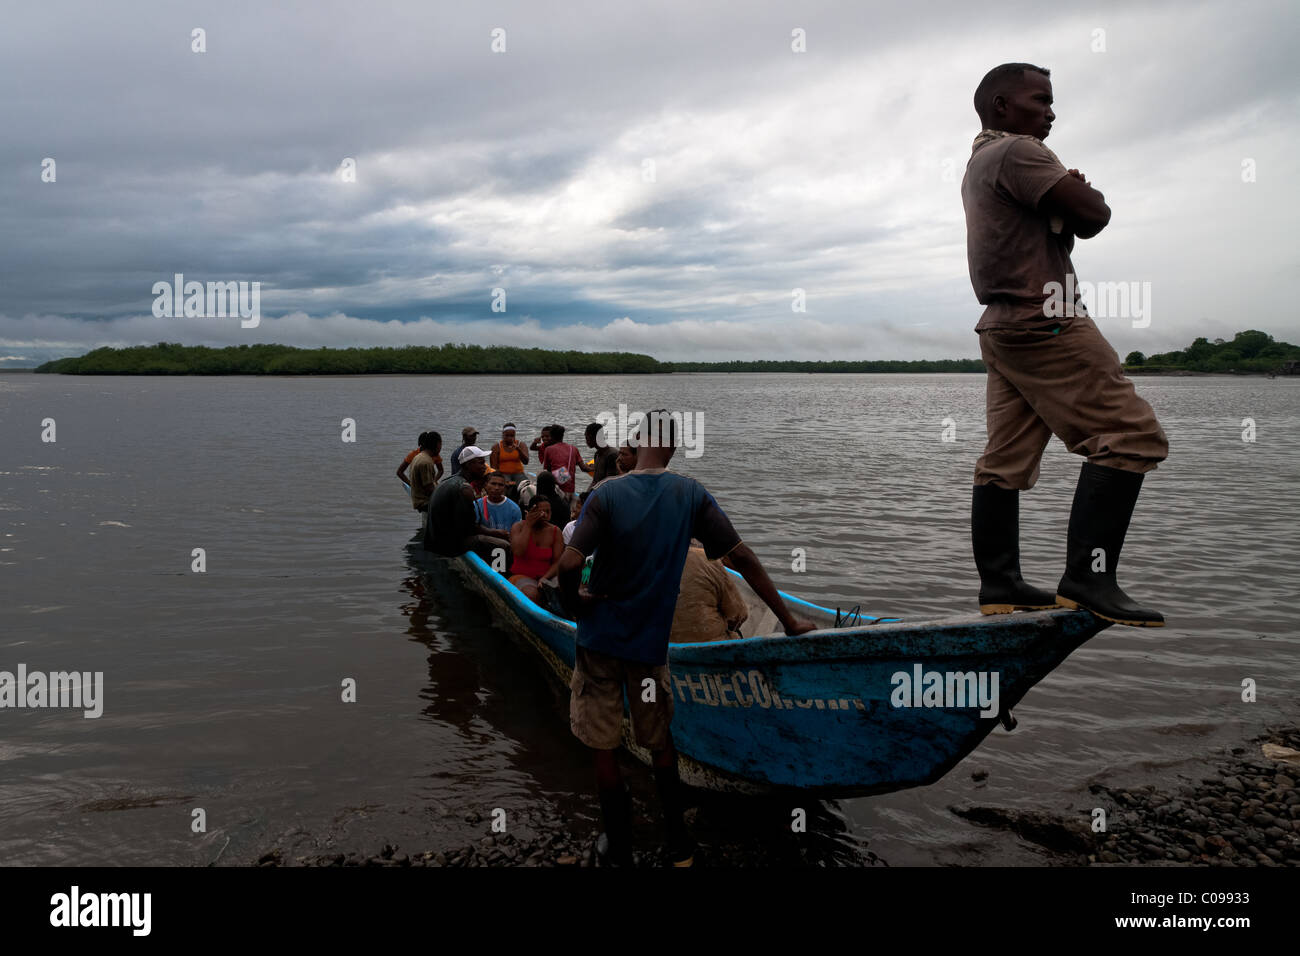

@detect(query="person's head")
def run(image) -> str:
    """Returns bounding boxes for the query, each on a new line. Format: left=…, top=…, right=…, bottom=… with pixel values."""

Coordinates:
left=461, top=426, right=479, bottom=446
left=973, top=63, right=1053, bottom=139
left=631, top=408, right=678, bottom=468
left=416, top=430, right=427, bottom=448
left=458, top=445, right=490, bottom=479
left=616, top=442, right=637, bottom=473
left=501, top=423, right=517, bottom=444
left=536, top=470, right=557, bottom=496
left=549, top=424, right=566, bottom=443
left=527, top=497, right=551, bottom=524
left=538, top=425, right=552, bottom=446
left=485, top=473, right=507, bottom=501
left=420, top=430, right=441, bottom=453
left=585, top=422, right=605, bottom=449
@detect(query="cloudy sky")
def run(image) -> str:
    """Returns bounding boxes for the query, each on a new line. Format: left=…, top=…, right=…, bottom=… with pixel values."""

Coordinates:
left=2, top=0, right=1295, bottom=365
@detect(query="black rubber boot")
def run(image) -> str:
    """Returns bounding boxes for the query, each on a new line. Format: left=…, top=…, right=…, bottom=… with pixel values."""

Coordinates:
left=654, top=761, right=696, bottom=867
left=1055, top=462, right=1164, bottom=627
left=972, top=484, right=1058, bottom=614
left=595, top=784, right=633, bottom=867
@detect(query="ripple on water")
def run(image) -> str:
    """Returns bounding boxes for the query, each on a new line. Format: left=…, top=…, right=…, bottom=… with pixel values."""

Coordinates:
left=0, top=373, right=1297, bottom=865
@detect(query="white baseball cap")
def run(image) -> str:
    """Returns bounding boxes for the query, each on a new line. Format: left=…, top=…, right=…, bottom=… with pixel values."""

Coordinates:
left=457, top=445, right=490, bottom=465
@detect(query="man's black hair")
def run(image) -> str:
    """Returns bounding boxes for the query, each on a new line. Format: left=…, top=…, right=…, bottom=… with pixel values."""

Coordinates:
left=636, top=408, right=678, bottom=449
left=420, top=430, right=441, bottom=452
left=974, top=63, right=1050, bottom=125
left=536, top=470, right=556, bottom=495
left=585, top=422, right=602, bottom=443
left=550, top=423, right=566, bottom=441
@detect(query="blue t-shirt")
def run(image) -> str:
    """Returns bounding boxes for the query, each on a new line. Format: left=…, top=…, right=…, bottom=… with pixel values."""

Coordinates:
left=567, top=470, right=741, bottom=665
left=476, top=495, right=522, bottom=532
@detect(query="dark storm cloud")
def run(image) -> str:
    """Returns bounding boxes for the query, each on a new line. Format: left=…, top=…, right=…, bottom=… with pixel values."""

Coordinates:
left=1, top=0, right=1296, bottom=364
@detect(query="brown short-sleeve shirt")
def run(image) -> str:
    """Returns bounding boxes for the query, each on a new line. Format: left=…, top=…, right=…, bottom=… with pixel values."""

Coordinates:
left=961, top=134, right=1077, bottom=329
left=409, top=451, right=439, bottom=509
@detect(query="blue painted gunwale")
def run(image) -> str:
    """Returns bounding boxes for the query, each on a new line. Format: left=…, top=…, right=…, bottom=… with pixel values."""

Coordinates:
left=402, top=480, right=1111, bottom=796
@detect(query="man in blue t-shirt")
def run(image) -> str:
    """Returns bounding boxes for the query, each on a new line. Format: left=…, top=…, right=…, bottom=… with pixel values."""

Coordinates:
left=476, top=473, right=523, bottom=533
left=554, top=409, right=815, bottom=867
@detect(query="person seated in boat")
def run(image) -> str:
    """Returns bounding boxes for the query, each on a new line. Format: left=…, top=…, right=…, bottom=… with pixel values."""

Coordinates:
left=490, top=423, right=529, bottom=495
left=468, top=466, right=493, bottom=498
left=425, top=446, right=511, bottom=564
left=554, top=492, right=592, bottom=619
left=669, top=540, right=749, bottom=643
left=616, top=441, right=637, bottom=475
left=477, top=473, right=523, bottom=534
left=550, top=408, right=816, bottom=868
left=508, top=498, right=564, bottom=606
left=563, top=490, right=590, bottom=545
left=533, top=470, right=571, bottom=528
left=407, top=431, right=444, bottom=513
left=585, top=423, right=620, bottom=487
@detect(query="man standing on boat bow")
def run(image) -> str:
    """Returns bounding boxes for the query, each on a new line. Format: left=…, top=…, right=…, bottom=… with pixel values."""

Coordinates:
left=961, top=63, right=1169, bottom=627
left=552, top=409, right=816, bottom=866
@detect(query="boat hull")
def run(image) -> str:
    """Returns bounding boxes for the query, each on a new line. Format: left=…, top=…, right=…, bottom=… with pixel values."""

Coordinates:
left=415, top=542, right=1110, bottom=798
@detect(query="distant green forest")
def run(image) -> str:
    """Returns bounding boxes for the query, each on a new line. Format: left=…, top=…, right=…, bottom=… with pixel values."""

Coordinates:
left=35, top=343, right=663, bottom=375
left=1126, top=330, right=1300, bottom=373
left=33, top=342, right=987, bottom=375
left=31, top=330, right=1299, bottom=375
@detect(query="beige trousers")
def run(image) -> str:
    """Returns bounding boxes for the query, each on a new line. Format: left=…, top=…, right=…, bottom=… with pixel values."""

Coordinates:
left=975, top=316, right=1168, bottom=489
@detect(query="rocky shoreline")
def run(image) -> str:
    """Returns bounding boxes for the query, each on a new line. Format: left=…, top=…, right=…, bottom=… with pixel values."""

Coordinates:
left=251, top=728, right=1300, bottom=868
left=952, top=727, right=1300, bottom=867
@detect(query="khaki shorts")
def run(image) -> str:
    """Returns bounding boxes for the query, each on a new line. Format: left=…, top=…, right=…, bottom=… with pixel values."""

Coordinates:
left=975, top=315, right=1168, bottom=489
left=569, top=645, right=673, bottom=751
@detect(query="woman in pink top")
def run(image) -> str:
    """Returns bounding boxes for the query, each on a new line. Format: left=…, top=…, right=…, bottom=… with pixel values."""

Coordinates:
left=508, top=498, right=563, bottom=607
left=537, top=423, right=590, bottom=499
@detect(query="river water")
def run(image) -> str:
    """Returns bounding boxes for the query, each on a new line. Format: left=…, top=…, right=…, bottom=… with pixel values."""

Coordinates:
left=1, top=371, right=1296, bottom=865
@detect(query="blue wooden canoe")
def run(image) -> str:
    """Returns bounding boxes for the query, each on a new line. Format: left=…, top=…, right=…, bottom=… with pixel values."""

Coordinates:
left=402, top=479, right=1111, bottom=797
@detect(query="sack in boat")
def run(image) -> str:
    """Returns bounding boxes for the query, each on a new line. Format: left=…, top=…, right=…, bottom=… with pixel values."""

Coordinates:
left=516, top=479, right=536, bottom=508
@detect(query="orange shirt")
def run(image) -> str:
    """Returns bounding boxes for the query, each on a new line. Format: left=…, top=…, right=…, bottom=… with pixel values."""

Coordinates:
left=494, top=441, right=525, bottom=474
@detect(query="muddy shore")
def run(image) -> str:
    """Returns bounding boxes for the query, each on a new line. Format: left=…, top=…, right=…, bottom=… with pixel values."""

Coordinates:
left=249, top=727, right=1300, bottom=868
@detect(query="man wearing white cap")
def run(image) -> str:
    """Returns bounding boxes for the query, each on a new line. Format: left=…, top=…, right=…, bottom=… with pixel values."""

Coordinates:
left=425, top=445, right=510, bottom=563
